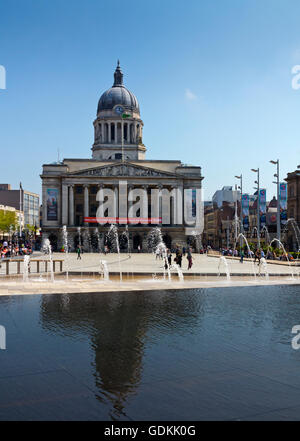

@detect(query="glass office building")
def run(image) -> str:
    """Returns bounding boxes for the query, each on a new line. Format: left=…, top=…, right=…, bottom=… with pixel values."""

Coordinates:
left=23, top=192, right=40, bottom=227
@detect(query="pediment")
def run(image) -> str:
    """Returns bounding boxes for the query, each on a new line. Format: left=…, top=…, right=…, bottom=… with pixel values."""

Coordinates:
left=69, top=162, right=177, bottom=178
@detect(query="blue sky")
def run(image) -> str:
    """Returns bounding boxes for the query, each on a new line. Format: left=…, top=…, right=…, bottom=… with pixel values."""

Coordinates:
left=1, top=0, right=300, bottom=200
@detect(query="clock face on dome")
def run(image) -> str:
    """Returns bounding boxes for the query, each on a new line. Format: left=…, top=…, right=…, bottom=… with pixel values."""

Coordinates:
left=115, top=106, right=124, bottom=115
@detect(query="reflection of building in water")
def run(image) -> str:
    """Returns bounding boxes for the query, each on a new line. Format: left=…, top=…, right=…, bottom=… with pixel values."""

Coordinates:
left=40, top=290, right=200, bottom=419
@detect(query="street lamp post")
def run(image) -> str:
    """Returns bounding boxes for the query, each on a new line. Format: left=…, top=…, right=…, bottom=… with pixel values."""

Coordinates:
left=270, top=159, right=280, bottom=243
left=251, top=168, right=260, bottom=249
left=19, top=182, right=23, bottom=238
left=234, top=184, right=238, bottom=245
left=234, top=174, right=243, bottom=239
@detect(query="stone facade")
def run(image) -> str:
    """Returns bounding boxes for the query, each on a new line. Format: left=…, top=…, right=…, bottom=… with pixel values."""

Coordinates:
left=41, top=63, right=203, bottom=251
left=285, top=169, right=300, bottom=250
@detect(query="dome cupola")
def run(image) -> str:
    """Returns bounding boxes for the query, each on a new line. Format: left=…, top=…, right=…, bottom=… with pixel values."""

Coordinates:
left=97, top=61, right=140, bottom=114
left=92, top=62, right=146, bottom=161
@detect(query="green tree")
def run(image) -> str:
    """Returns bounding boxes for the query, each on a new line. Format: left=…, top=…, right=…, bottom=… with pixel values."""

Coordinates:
left=0, top=209, right=18, bottom=235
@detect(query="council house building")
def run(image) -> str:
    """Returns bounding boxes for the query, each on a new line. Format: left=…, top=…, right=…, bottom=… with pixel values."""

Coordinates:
left=41, top=62, right=203, bottom=251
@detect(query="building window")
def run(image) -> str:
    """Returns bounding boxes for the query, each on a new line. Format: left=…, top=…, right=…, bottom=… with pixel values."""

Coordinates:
left=115, top=153, right=122, bottom=159
left=76, top=186, right=83, bottom=194
left=290, top=207, right=295, bottom=218
left=76, top=204, right=83, bottom=213
left=90, top=186, right=98, bottom=195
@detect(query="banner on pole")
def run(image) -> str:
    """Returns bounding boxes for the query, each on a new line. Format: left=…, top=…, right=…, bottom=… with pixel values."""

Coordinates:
left=259, top=189, right=267, bottom=228
left=279, top=182, right=287, bottom=225
left=241, top=194, right=249, bottom=231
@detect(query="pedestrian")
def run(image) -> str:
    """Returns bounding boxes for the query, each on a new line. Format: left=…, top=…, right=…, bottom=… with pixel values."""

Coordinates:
left=187, top=253, right=193, bottom=270
left=240, top=249, right=244, bottom=263
left=77, top=244, right=82, bottom=260
left=167, top=250, right=172, bottom=267
left=176, top=252, right=182, bottom=268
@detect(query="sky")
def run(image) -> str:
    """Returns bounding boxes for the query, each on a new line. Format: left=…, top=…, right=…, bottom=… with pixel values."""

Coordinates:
left=1, top=0, right=300, bottom=200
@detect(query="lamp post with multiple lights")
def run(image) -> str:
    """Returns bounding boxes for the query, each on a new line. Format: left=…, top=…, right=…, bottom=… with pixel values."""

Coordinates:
left=251, top=168, right=260, bottom=249
left=235, top=174, right=243, bottom=246
left=270, top=159, right=280, bottom=243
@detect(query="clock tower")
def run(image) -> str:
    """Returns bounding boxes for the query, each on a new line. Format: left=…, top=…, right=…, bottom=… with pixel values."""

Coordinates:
left=92, top=61, right=146, bottom=161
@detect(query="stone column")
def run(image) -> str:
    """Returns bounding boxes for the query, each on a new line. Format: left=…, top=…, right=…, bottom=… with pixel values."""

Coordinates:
left=61, top=183, right=68, bottom=226
left=101, top=123, right=105, bottom=143
left=128, top=122, right=131, bottom=143
left=114, top=185, right=118, bottom=223
left=128, top=185, right=133, bottom=224
left=177, top=185, right=183, bottom=225
left=114, top=122, right=118, bottom=144
left=119, top=180, right=128, bottom=224
left=97, top=184, right=104, bottom=224
left=42, top=185, right=47, bottom=224
left=158, top=185, right=163, bottom=225
left=133, top=122, right=137, bottom=143
left=69, top=184, right=74, bottom=226
left=171, top=186, right=177, bottom=225
left=108, top=122, right=111, bottom=143
left=142, top=185, right=148, bottom=224
left=84, top=184, right=89, bottom=225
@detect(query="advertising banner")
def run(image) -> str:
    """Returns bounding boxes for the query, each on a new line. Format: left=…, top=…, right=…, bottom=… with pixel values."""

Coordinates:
left=47, top=188, right=58, bottom=221
left=259, top=189, right=267, bottom=228
left=279, top=182, right=287, bottom=225
left=241, top=193, right=249, bottom=231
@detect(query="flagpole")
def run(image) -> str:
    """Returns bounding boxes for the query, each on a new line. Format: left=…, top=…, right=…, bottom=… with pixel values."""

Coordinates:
left=19, top=182, right=22, bottom=238
left=122, top=118, right=124, bottom=162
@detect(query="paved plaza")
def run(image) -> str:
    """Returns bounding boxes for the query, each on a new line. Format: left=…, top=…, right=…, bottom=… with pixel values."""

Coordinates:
left=0, top=252, right=298, bottom=278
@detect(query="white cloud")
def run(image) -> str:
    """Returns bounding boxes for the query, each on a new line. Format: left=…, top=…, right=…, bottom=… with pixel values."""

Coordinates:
left=185, top=88, right=197, bottom=101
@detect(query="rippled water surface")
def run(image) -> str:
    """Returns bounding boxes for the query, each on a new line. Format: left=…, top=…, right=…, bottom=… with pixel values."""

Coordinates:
left=1, top=285, right=300, bottom=420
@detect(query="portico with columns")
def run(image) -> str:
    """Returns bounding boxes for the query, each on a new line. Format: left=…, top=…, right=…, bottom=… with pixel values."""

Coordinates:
left=41, top=63, right=203, bottom=251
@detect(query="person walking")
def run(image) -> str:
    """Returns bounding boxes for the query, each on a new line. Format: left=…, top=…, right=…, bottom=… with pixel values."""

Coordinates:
left=240, top=249, right=244, bottom=263
left=77, top=244, right=82, bottom=260
left=187, top=251, right=193, bottom=270
left=176, top=252, right=182, bottom=268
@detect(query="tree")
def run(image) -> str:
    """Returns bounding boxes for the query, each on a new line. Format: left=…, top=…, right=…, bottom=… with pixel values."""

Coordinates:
left=0, top=209, right=18, bottom=236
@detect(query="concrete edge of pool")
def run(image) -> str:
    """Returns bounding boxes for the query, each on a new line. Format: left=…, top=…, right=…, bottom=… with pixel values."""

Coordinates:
left=0, top=274, right=299, bottom=296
